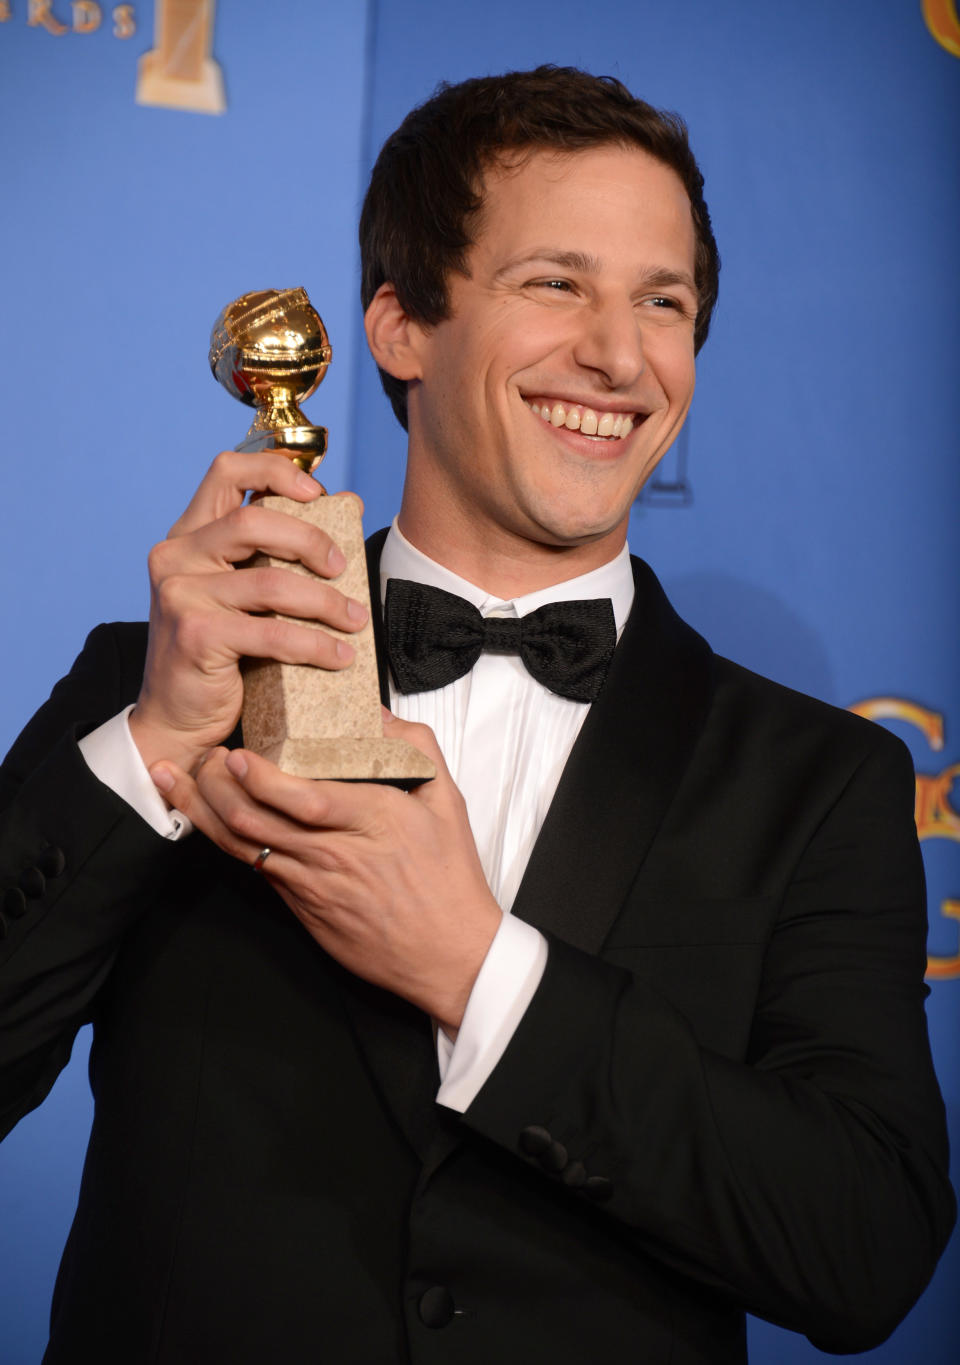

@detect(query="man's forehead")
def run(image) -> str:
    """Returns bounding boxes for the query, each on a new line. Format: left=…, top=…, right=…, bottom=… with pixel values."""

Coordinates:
left=477, top=145, right=693, bottom=228
left=471, top=145, right=697, bottom=274
left=480, top=141, right=688, bottom=194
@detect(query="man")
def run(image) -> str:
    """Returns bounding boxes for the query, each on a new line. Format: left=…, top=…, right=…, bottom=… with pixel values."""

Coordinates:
left=0, top=67, right=953, bottom=1364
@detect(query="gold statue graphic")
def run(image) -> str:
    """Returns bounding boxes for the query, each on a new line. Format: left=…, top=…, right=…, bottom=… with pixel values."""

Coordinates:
left=137, top=0, right=225, bottom=114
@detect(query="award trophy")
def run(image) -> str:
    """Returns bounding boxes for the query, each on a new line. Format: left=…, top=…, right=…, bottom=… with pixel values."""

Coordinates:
left=209, top=288, right=433, bottom=785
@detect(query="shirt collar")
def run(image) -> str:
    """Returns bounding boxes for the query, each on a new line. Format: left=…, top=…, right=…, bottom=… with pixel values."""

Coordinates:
left=380, top=519, right=635, bottom=635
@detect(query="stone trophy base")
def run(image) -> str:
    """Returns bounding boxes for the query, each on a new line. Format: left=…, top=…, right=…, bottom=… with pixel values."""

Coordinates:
left=241, top=494, right=434, bottom=787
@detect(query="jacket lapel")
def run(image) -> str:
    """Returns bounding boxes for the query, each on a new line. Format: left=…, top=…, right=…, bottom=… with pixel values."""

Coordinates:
left=510, top=556, right=714, bottom=954
left=366, top=527, right=392, bottom=705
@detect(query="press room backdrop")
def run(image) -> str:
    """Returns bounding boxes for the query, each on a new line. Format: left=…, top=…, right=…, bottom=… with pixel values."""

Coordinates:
left=0, top=2, right=957, bottom=1360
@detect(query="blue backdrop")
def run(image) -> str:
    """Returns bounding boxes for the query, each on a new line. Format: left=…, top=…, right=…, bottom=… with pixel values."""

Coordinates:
left=1, top=2, right=957, bottom=1360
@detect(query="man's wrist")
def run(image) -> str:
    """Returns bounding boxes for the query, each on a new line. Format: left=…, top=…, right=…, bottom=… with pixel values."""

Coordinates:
left=128, top=706, right=210, bottom=776
left=436, top=915, right=548, bottom=1112
left=429, top=900, right=503, bottom=1035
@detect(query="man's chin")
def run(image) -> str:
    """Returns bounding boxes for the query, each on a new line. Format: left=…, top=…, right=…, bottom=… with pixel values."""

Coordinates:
left=525, top=505, right=632, bottom=553
left=524, top=515, right=630, bottom=559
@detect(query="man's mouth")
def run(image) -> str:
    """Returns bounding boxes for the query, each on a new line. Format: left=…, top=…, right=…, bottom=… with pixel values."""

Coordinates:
left=524, top=397, right=637, bottom=440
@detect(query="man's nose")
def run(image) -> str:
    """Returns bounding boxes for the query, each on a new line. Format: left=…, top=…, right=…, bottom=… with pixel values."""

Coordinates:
left=572, top=298, right=646, bottom=390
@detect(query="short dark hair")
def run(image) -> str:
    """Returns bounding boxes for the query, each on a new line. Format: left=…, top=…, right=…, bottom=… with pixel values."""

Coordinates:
left=360, top=65, right=720, bottom=430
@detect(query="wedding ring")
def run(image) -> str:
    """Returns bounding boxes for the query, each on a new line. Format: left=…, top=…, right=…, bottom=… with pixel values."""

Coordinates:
left=252, top=846, right=272, bottom=873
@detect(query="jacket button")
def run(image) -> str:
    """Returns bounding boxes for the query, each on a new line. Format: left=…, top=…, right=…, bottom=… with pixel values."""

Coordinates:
left=20, top=866, right=45, bottom=899
left=418, top=1285, right=456, bottom=1328
left=39, top=846, right=66, bottom=878
left=540, top=1140, right=568, bottom=1174
left=4, top=887, right=28, bottom=919
left=519, top=1124, right=551, bottom=1156
left=561, top=1160, right=586, bottom=1188
left=584, top=1175, right=614, bottom=1202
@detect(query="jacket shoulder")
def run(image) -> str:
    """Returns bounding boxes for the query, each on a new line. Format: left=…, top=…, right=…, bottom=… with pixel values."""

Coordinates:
left=710, top=652, right=915, bottom=779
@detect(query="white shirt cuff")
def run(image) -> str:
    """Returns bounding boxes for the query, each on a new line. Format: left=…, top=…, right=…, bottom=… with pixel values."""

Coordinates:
left=78, top=706, right=193, bottom=841
left=436, top=913, right=548, bottom=1113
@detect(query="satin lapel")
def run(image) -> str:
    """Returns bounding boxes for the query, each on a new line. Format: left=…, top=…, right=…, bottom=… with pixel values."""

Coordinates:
left=511, top=557, right=714, bottom=954
left=366, top=527, right=391, bottom=705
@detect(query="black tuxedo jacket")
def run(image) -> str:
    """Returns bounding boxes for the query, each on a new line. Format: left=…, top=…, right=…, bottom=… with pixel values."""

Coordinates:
left=0, top=540, right=953, bottom=1364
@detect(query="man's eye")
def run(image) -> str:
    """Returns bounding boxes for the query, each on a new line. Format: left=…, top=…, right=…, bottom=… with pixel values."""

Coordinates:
left=645, top=295, right=697, bottom=321
left=530, top=278, right=572, bottom=291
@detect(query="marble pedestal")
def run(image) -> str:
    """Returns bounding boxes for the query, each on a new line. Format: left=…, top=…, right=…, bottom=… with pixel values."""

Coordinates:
left=241, top=494, right=434, bottom=786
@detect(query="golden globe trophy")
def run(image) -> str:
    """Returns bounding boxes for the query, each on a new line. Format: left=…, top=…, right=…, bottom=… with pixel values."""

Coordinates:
left=209, top=288, right=433, bottom=785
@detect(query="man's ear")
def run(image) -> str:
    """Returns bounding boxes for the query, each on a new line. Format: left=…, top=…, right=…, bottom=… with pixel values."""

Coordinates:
left=364, top=283, right=425, bottom=381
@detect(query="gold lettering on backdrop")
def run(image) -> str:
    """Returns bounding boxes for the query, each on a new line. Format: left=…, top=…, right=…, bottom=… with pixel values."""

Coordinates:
left=71, top=0, right=100, bottom=32
left=136, top=0, right=225, bottom=114
left=927, top=903, right=960, bottom=980
left=4, top=0, right=131, bottom=32
left=112, top=2, right=134, bottom=37
left=851, top=698, right=960, bottom=979
left=924, top=0, right=960, bottom=58
left=28, top=0, right=68, bottom=34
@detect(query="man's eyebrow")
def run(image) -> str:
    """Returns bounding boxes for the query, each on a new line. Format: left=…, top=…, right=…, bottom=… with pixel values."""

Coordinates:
left=639, top=267, right=699, bottom=295
left=493, top=250, right=602, bottom=279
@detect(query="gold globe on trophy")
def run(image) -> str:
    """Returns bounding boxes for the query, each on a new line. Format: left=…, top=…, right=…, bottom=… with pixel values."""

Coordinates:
left=209, top=288, right=434, bottom=785
left=210, top=288, right=332, bottom=475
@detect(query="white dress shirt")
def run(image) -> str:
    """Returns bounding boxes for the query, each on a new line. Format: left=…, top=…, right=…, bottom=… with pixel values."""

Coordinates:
left=79, top=521, right=635, bottom=1112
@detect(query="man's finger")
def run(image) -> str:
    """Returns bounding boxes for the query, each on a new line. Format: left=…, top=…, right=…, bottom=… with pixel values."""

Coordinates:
left=192, top=749, right=323, bottom=852
left=150, top=757, right=248, bottom=857
left=223, top=749, right=402, bottom=832
left=150, top=592, right=357, bottom=677
left=162, top=562, right=368, bottom=639
left=152, top=752, right=300, bottom=870
left=380, top=711, right=455, bottom=803
left=169, top=451, right=322, bottom=538
left=157, top=502, right=351, bottom=581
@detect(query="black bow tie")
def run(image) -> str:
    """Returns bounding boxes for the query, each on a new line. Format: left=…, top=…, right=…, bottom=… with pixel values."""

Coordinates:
left=384, top=578, right=617, bottom=702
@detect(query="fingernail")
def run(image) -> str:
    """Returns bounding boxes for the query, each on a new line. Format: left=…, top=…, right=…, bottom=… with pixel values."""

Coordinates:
left=295, top=471, right=319, bottom=495
left=335, top=640, right=355, bottom=663
left=151, top=765, right=174, bottom=793
left=346, top=598, right=368, bottom=623
left=327, top=545, right=347, bottom=575
left=226, top=750, right=248, bottom=779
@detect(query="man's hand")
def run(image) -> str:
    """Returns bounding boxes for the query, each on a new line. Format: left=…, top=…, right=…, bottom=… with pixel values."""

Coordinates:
left=150, top=713, right=502, bottom=1032
left=130, top=452, right=369, bottom=775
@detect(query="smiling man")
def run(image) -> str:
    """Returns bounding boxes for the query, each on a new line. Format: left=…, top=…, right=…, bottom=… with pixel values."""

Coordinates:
left=374, top=143, right=698, bottom=583
left=0, top=67, right=953, bottom=1365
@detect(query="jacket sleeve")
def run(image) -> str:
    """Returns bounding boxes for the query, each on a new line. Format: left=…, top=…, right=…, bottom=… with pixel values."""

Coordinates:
left=0, top=623, right=177, bottom=1139
left=461, top=726, right=955, bottom=1352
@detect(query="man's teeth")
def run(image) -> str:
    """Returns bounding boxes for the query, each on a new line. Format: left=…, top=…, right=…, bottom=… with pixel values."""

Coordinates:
left=527, top=400, right=634, bottom=439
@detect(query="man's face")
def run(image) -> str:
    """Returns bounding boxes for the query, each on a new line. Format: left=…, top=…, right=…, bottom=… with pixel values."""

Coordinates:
left=398, top=143, right=699, bottom=579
